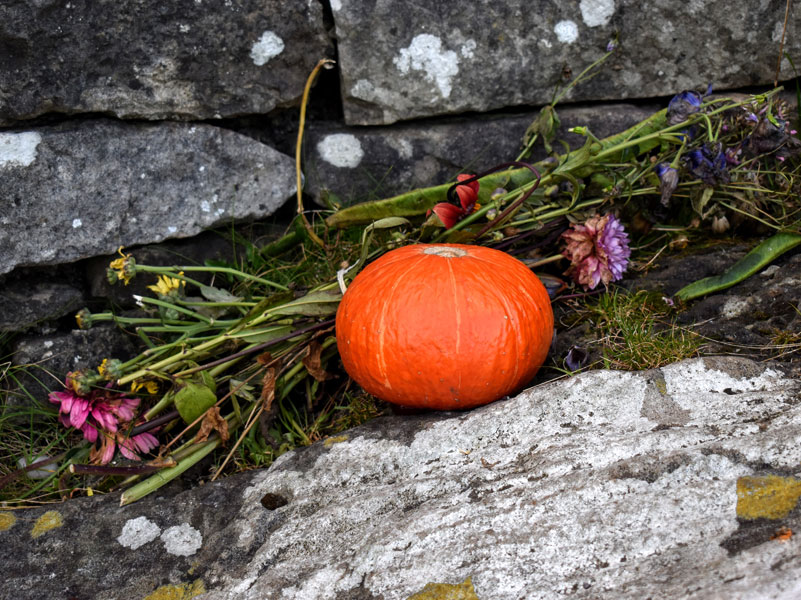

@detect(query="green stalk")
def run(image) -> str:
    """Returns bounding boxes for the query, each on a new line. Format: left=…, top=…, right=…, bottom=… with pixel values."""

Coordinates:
left=137, top=264, right=288, bottom=292
left=133, top=296, right=214, bottom=324
left=119, top=439, right=219, bottom=506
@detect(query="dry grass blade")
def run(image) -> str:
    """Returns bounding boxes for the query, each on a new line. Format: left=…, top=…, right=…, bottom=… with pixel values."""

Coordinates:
left=296, top=58, right=335, bottom=248
left=774, top=0, right=792, bottom=87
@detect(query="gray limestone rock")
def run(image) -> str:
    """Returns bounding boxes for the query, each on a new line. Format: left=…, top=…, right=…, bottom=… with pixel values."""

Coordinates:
left=0, top=280, right=84, bottom=333
left=332, top=0, right=800, bottom=124
left=0, top=119, right=296, bottom=274
left=305, top=103, right=659, bottom=205
left=3, top=357, right=801, bottom=599
left=9, top=324, right=140, bottom=407
left=0, top=0, right=332, bottom=124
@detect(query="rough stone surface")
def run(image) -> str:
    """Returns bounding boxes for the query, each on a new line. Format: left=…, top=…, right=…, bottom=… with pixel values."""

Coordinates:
left=333, top=0, right=801, bottom=124
left=0, top=280, right=83, bottom=333
left=0, top=0, right=332, bottom=124
left=305, top=103, right=659, bottom=205
left=9, top=324, right=140, bottom=407
left=3, top=357, right=801, bottom=599
left=0, top=119, right=296, bottom=274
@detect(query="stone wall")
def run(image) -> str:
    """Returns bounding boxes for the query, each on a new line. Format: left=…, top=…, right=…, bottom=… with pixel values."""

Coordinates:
left=0, top=0, right=797, bottom=356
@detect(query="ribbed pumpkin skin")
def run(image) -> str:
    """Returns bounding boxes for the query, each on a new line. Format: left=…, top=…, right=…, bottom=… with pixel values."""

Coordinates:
left=335, top=243, right=554, bottom=410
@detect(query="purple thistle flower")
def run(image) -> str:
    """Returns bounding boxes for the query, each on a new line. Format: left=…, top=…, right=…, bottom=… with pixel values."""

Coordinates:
left=561, top=214, right=631, bottom=290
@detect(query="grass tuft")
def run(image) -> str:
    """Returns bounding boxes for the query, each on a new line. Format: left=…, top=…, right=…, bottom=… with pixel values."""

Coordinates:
left=589, top=290, right=702, bottom=370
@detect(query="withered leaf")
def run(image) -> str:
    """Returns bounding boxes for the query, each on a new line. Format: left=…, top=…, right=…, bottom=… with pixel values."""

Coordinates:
left=256, top=351, right=274, bottom=366
left=302, top=341, right=332, bottom=382
left=145, top=456, right=178, bottom=469
left=260, top=367, right=277, bottom=412
left=194, top=406, right=230, bottom=444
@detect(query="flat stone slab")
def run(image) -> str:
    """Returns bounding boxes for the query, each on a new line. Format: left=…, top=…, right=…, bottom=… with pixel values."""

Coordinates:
left=0, top=0, right=331, bottom=124
left=3, top=357, right=801, bottom=599
left=0, top=119, right=295, bottom=273
left=332, top=0, right=801, bottom=124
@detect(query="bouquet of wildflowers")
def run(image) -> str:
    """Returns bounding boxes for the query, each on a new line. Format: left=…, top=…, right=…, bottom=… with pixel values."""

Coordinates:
left=8, top=48, right=798, bottom=506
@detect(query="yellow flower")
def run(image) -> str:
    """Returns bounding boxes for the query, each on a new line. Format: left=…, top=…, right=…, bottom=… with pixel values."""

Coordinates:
left=75, top=308, right=92, bottom=330
left=131, top=380, right=159, bottom=395
left=97, top=358, right=124, bottom=381
left=97, top=359, right=110, bottom=379
left=147, top=272, right=185, bottom=298
left=108, top=247, right=136, bottom=285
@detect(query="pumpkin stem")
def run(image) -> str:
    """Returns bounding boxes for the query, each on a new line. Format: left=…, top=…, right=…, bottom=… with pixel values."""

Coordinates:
left=422, top=246, right=468, bottom=258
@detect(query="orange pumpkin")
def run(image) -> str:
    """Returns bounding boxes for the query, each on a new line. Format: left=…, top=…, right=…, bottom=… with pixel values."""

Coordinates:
left=335, top=243, right=554, bottom=410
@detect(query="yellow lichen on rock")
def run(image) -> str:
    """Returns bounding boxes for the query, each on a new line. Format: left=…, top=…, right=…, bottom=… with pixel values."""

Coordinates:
left=0, top=512, right=17, bottom=532
left=323, top=435, right=349, bottom=448
left=736, top=475, right=801, bottom=520
left=407, top=576, right=480, bottom=600
left=31, top=510, right=64, bottom=538
left=143, top=579, right=206, bottom=600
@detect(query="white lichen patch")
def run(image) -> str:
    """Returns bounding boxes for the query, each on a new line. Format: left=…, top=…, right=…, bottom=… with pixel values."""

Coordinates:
left=0, top=132, right=42, bottom=168
left=460, top=39, right=477, bottom=59
left=554, top=20, right=579, bottom=44
left=71, top=218, right=82, bottom=229
left=117, top=516, right=161, bottom=550
left=720, top=296, right=751, bottom=320
left=579, top=0, right=616, bottom=27
left=329, top=0, right=342, bottom=10
left=386, top=137, right=413, bottom=159
left=662, top=359, right=787, bottom=398
left=250, top=31, right=285, bottom=66
left=393, top=34, right=463, bottom=98
left=161, top=523, right=203, bottom=556
left=317, top=134, right=364, bottom=168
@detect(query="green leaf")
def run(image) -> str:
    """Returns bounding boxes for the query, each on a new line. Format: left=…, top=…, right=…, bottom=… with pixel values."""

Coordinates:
left=173, top=382, right=217, bottom=424
left=199, top=285, right=244, bottom=303
left=675, top=233, right=801, bottom=301
left=270, top=290, right=343, bottom=317
left=691, top=187, right=715, bottom=218
left=367, top=216, right=411, bottom=230
left=229, top=324, right=296, bottom=343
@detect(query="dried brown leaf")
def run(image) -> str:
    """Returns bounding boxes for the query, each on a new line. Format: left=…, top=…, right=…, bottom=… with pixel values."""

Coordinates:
left=302, top=341, right=332, bottom=382
left=194, top=406, right=230, bottom=444
left=256, top=351, right=274, bottom=366
left=145, top=456, right=178, bottom=469
left=260, top=367, right=277, bottom=412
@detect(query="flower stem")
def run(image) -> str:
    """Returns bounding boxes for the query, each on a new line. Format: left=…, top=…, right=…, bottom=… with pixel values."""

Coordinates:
left=119, top=439, right=219, bottom=506
left=136, top=264, right=289, bottom=292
